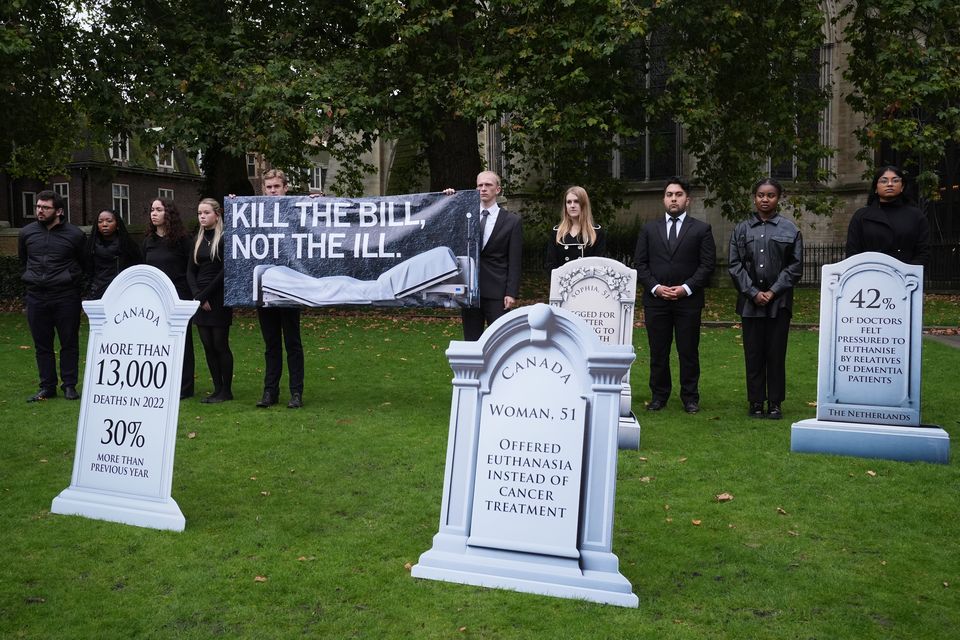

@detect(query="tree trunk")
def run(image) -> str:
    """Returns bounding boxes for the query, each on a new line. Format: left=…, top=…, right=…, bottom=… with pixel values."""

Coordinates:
left=425, top=115, right=483, bottom=192
left=201, top=142, right=254, bottom=200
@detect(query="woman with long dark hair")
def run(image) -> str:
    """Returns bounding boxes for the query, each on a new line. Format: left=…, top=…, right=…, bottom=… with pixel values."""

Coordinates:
left=728, top=178, right=803, bottom=420
left=545, top=186, right=606, bottom=271
left=85, top=209, right=142, bottom=298
left=141, top=197, right=195, bottom=399
left=846, top=165, right=929, bottom=265
left=188, top=198, right=233, bottom=403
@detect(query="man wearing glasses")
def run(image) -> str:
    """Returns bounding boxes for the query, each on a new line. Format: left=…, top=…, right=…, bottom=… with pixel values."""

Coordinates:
left=18, top=190, right=86, bottom=401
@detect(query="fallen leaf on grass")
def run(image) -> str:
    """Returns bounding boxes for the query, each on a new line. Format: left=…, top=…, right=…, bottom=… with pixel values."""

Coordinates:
left=866, top=470, right=877, bottom=477
left=250, top=476, right=257, bottom=480
left=777, top=507, right=789, bottom=515
left=691, top=519, right=702, bottom=526
left=665, top=517, right=673, bottom=523
left=19, top=345, right=31, bottom=350
left=806, top=401, right=817, bottom=407
left=788, top=530, right=799, bottom=537
left=39, top=459, right=47, bottom=464
left=638, top=456, right=648, bottom=462
left=187, top=432, right=197, bottom=439
left=678, top=457, right=688, bottom=463
left=944, top=582, right=950, bottom=588
left=298, top=556, right=316, bottom=562
left=639, top=476, right=653, bottom=483
left=260, top=491, right=270, bottom=496
left=404, top=562, right=413, bottom=571
left=664, top=504, right=671, bottom=511
left=715, top=492, right=734, bottom=502
left=25, top=596, right=45, bottom=603
left=254, top=576, right=268, bottom=583
left=458, top=627, right=467, bottom=633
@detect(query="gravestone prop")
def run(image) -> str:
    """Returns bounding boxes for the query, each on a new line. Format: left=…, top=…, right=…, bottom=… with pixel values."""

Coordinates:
left=791, top=252, right=948, bottom=463
left=51, top=266, right=199, bottom=530
left=549, top=257, right=640, bottom=449
left=412, top=304, right=638, bottom=607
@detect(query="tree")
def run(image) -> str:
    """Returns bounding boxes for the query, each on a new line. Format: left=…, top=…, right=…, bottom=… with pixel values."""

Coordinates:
left=0, top=0, right=84, bottom=179
left=78, top=0, right=356, bottom=200
left=841, top=0, right=960, bottom=238
left=652, top=0, right=836, bottom=220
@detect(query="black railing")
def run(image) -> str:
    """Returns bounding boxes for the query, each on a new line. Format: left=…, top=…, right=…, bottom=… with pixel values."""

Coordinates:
left=525, top=237, right=960, bottom=290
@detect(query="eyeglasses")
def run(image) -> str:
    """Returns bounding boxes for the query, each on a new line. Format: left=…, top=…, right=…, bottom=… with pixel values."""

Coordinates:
left=35, top=204, right=55, bottom=211
left=878, top=177, right=902, bottom=185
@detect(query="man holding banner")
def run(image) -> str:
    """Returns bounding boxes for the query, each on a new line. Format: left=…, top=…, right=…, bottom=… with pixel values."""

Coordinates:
left=255, top=169, right=305, bottom=409
left=459, top=171, right=522, bottom=341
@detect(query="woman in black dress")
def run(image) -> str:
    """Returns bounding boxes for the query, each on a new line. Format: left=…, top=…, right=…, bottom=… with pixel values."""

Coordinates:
left=188, top=198, right=234, bottom=403
left=141, top=197, right=195, bottom=399
left=85, top=209, right=142, bottom=298
left=545, top=185, right=606, bottom=271
left=846, top=165, right=929, bottom=265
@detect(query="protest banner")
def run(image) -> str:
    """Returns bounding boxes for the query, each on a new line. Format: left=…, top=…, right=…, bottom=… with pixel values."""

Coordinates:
left=224, top=191, right=481, bottom=308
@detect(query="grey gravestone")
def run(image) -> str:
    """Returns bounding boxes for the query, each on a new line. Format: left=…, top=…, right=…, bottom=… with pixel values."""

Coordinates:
left=51, top=266, right=199, bottom=530
left=549, top=257, right=640, bottom=450
left=412, top=304, right=638, bottom=607
left=791, top=252, right=948, bottom=463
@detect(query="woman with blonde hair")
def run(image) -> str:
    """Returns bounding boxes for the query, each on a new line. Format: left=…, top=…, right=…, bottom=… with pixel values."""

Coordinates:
left=545, top=185, right=606, bottom=270
left=187, top=198, right=234, bottom=403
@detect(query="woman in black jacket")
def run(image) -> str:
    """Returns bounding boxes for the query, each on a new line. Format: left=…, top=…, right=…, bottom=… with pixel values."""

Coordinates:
left=85, top=209, right=142, bottom=299
left=142, top=197, right=195, bottom=399
left=545, top=185, right=606, bottom=271
left=846, top=165, right=929, bottom=265
left=188, top=198, right=233, bottom=403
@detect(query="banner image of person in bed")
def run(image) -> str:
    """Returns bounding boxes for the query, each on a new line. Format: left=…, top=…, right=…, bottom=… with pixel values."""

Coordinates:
left=224, top=191, right=481, bottom=309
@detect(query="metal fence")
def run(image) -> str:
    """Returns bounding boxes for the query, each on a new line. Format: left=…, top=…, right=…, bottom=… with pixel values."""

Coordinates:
left=525, top=238, right=960, bottom=290
left=801, top=243, right=960, bottom=290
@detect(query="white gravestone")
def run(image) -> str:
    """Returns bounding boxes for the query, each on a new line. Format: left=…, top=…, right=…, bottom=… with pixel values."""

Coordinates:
left=791, top=252, right=948, bottom=463
left=549, top=257, right=640, bottom=450
left=51, top=266, right=199, bottom=530
left=412, top=304, right=639, bottom=607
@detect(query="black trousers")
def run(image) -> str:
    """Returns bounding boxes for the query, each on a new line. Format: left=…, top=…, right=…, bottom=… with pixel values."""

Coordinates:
left=741, top=313, right=791, bottom=405
left=26, top=293, right=81, bottom=391
left=644, top=302, right=702, bottom=404
left=461, top=297, right=508, bottom=341
left=197, top=325, right=233, bottom=394
left=257, top=307, right=304, bottom=395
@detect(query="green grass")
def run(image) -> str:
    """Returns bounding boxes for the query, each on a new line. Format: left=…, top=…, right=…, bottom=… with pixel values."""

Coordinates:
left=1, top=309, right=959, bottom=639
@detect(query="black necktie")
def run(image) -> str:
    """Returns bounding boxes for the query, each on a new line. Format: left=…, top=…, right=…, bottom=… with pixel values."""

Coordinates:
left=668, top=216, right=678, bottom=250
left=479, top=209, right=490, bottom=247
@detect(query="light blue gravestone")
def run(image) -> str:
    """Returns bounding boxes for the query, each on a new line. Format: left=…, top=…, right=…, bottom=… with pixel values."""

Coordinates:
left=51, top=266, right=199, bottom=530
left=549, top=257, right=640, bottom=450
left=412, top=304, right=638, bottom=607
left=791, top=252, right=949, bottom=463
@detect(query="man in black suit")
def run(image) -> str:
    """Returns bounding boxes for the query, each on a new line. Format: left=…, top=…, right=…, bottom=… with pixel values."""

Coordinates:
left=634, top=177, right=716, bottom=414
left=461, top=170, right=523, bottom=341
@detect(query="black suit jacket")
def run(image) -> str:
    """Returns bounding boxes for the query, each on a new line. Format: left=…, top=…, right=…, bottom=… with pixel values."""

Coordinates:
left=634, top=214, right=716, bottom=309
left=478, top=207, right=522, bottom=300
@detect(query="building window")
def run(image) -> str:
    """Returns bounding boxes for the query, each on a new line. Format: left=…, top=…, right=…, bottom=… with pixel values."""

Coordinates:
left=112, top=183, right=130, bottom=223
left=110, top=135, right=130, bottom=163
left=158, top=188, right=174, bottom=200
left=246, top=153, right=258, bottom=177
left=309, top=165, right=327, bottom=192
left=22, top=191, right=36, bottom=219
left=768, top=44, right=832, bottom=182
left=54, top=182, right=70, bottom=220
left=617, top=33, right=682, bottom=182
left=156, top=146, right=174, bottom=171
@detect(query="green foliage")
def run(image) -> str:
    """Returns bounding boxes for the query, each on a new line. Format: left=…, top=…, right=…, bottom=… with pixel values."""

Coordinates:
left=0, top=0, right=85, bottom=178
left=840, top=0, right=960, bottom=195
left=653, top=0, right=835, bottom=220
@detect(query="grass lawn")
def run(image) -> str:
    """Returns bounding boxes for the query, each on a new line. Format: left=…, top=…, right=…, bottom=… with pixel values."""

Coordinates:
left=1, top=297, right=958, bottom=639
